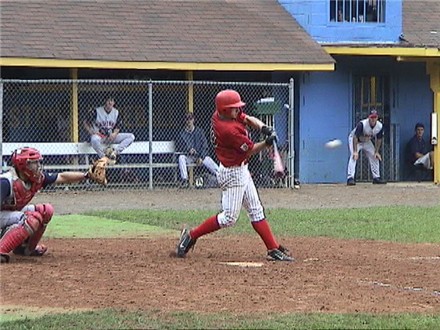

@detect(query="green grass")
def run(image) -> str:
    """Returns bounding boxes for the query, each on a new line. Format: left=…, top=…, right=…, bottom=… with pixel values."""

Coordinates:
left=84, top=205, right=440, bottom=243
left=2, top=309, right=440, bottom=330
left=3, top=205, right=439, bottom=329
left=44, top=214, right=174, bottom=238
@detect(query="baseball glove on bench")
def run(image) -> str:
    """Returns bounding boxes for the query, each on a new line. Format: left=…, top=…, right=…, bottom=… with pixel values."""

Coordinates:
left=87, top=157, right=109, bottom=185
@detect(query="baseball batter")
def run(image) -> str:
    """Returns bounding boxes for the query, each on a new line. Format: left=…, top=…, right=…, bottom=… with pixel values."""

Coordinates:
left=0, top=147, right=93, bottom=263
left=176, top=89, right=293, bottom=261
left=347, top=109, right=387, bottom=185
left=83, top=97, right=135, bottom=162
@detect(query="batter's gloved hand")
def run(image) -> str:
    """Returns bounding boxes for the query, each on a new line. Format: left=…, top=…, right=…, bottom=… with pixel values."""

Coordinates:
left=261, top=125, right=274, bottom=137
left=265, top=132, right=278, bottom=146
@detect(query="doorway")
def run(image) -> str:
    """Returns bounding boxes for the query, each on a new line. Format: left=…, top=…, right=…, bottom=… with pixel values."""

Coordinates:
left=352, top=75, right=396, bottom=181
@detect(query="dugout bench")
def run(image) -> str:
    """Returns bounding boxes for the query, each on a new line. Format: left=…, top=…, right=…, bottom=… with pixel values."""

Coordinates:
left=2, top=141, right=185, bottom=188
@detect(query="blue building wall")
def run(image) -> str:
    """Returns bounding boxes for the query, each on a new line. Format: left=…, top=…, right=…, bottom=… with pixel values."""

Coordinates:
left=278, top=0, right=402, bottom=43
left=290, top=58, right=432, bottom=183
left=298, top=70, right=351, bottom=183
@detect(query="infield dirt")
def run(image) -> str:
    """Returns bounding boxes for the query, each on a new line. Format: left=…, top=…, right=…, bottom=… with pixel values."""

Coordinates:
left=2, top=183, right=439, bottom=314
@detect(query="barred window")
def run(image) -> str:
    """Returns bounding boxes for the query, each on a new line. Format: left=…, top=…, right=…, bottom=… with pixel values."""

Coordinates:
left=330, top=0, right=386, bottom=23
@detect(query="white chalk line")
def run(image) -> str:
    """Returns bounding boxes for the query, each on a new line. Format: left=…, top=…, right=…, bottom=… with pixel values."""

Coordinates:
left=358, top=280, right=440, bottom=297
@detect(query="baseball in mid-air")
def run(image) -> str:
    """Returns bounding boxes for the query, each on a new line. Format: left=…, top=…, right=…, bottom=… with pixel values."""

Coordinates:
left=325, top=139, right=343, bottom=149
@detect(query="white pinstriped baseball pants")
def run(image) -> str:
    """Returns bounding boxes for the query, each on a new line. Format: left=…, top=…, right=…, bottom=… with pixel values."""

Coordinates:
left=216, top=163, right=265, bottom=227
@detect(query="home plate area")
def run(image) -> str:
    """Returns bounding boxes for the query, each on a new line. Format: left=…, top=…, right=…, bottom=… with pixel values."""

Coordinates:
left=1, top=236, right=439, bottom=314
left=220, top=261, right=264, bottom=267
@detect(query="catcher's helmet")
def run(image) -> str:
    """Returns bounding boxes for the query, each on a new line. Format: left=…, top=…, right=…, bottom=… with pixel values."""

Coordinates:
left=11, top=147, right=43, bottom=183
left=215, top=90, right=245, bottom=116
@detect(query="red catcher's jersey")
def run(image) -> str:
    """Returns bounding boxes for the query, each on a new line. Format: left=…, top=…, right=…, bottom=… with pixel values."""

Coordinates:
left=1, top=171, right=44, bottom=211
left=211, top=111, right=254, bottom=167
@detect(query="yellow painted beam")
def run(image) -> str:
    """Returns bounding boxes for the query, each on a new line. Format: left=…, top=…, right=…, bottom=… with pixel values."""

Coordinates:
left=0, top=57, right=334, bottom=72
left=324, top=47, right=440, bottom=57
left=70, top=68, right=79, bottom=143
left=427, top=62, right=440, bottom=184
left=186, top=71, right=194, bottom=114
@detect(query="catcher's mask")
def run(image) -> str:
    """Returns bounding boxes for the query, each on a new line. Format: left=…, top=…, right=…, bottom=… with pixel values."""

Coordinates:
left=11, top=147, right=43, bottom=183
left=215, top=90, right=245, bottom=118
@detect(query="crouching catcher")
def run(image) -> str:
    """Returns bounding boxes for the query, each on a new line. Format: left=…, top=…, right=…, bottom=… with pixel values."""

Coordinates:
left=0, top=147, right=103, bottom=263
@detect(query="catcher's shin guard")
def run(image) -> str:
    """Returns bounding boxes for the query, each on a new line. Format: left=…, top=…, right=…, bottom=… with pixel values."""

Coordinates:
left=21, top=204, right=53, bottom=255
left=11, top=211, right=45, bottom=257
left=0, top=224, right=31, bottom=260
left=176, top=227, right=197, bottom=257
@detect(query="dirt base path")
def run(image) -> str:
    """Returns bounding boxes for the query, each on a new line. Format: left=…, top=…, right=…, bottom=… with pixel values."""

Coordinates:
left=2, top=236, right=439, bottom=314
left=2, top=183, right=439, bottom=315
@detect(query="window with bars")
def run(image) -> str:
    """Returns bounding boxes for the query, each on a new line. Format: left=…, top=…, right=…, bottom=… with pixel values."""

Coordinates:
left=330, top=0, right=386, bottom=23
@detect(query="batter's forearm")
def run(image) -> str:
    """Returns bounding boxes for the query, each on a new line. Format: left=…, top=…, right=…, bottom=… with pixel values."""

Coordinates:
left=247, top=141, right=267, bottom=156
left=244, top=115, right=265, bottom=130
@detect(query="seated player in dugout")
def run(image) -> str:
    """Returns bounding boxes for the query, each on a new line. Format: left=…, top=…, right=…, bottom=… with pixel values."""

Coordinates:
left=406, top=122, right=434, bottom=171
left=176, top=112, right=219, bottom=188
left=83, top=96, right=135, bottom=164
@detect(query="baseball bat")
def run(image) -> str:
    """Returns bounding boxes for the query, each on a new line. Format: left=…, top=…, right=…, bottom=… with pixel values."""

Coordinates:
left=272, top=140, right=285, bottom=176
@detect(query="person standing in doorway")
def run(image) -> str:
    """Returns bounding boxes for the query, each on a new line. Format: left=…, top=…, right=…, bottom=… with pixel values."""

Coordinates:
left=347, top=109, right=387, bottom=185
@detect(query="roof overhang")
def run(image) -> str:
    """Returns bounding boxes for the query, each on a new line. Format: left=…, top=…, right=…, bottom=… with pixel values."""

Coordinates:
left=323, top=46, right=440, bottom=58
left=0, top=57, right=335, bottom=72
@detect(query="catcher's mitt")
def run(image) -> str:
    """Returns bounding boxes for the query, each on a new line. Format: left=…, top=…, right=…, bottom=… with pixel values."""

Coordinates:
left=87, top=157, right=108, bottom=185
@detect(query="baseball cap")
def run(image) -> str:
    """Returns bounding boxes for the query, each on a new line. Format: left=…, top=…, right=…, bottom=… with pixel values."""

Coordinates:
left=415, top=122, right=424, bottom=130
left=368, top=109, right=379, bottom=118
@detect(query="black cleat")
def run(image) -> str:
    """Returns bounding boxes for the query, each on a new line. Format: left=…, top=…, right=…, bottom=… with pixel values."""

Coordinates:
left=347, top=178, right=356, bottom=186
left=1, top=253, right=10, bottom=263
left=372, top=177, right=387, bottom=184
left=267, top=245, right=294, bottom=262
left=176, top=227, right=197, bottom=258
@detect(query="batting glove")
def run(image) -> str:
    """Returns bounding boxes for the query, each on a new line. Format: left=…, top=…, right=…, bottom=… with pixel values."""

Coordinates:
left=265, top=132, right=278, bottom=146
left=261, top=125, right=274, bottom=137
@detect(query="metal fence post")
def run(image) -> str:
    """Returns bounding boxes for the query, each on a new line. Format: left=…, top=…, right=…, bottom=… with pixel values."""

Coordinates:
left=148, top=81, right=153, bottom=190
left=0, top=81, right=3, bottom=170
left=288, top=78, right=295, bottom=188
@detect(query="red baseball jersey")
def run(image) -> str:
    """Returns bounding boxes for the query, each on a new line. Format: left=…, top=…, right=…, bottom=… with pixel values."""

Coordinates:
left=211, top=111, right=254, bottom=167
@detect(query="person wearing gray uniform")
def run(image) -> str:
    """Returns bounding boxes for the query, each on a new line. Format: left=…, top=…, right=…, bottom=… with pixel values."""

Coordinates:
left=347, top=109, right=387, bottom=185
left=176, top=113, right=219, bottom=187
left=83, top=97, right=135, bottom=163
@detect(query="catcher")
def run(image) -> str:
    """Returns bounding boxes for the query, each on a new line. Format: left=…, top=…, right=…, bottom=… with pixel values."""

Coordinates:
left=0, top=147, right=107, bottom=263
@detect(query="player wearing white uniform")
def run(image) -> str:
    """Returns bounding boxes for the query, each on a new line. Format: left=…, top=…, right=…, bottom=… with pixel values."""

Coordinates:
left=83, top=97, right=135, bottom=162
left=175, top=89, right=293, bottom=261
left=347, top=110, right=387, bottom=185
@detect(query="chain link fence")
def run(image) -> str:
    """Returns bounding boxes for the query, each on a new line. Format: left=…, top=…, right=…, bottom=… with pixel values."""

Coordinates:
left=1, top=79, right=294, bottom=190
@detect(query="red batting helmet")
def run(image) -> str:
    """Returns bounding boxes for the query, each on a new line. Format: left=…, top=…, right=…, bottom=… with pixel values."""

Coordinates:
left=11, top=147, right=43, bottom=183
left=215, top=90, right=246, bottom=116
